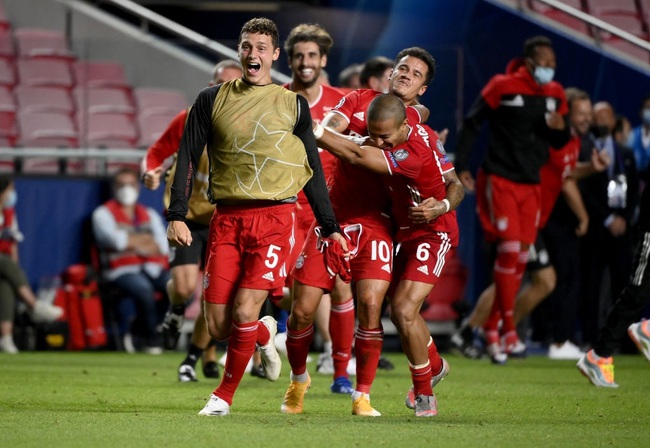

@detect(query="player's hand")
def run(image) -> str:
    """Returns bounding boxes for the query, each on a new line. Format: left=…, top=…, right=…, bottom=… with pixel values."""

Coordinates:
left=167, top=221, right=192, bottom=247
left=575, top=216, right=589, bottom=237
left=545, top=111, right=565, bottom=130
left=327, top=232, right=349, bottom=255
left=458, top=170, right=475, bottom=192
left=408, top=197, right=444, bottom=224
left=592, top=148, right=611, bottom=172
left=143, top=166, right=163, bottom=190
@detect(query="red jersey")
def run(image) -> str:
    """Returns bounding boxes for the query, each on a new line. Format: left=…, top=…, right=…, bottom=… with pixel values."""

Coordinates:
left=538, top=134, right=580, bottom=228
left=283, top=84, right=344, bottom=229
left=327, top=89, right=423, bottom=226
left=382, top=123, right=459, bottom=245
left=141, top=109, right=187, bottom=172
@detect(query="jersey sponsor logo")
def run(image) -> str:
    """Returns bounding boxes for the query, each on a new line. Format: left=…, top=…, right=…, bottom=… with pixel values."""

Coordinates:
left=353, top=111, right=365, bottom=122
left=417, top=265, right=429, bottom=275
left=381, top=263, right=391, bottom=273
left=393, top=149, right=409, bottom=162
left=262, top=271, right=275, bottom=282
left=500, top=94, right=524, bottom=107
left=295, top=254, right=305, bottom=269
left=416, top=124, right=430, bottom=147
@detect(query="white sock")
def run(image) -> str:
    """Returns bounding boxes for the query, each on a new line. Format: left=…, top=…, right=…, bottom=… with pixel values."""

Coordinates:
left=291, top=371, right=309, bottom=383
left=323, top=341, right=332, bottom=356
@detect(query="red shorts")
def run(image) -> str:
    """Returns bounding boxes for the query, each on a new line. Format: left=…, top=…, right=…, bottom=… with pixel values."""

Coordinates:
left=389, top=232, right=454, bottom=295
left=203, top=203, right=297, bottom=305
left=284, top=203, right=315, bottom=288
left=291, top=220, right=393, bottom=292
left=476, top=170, right=541, bottom=244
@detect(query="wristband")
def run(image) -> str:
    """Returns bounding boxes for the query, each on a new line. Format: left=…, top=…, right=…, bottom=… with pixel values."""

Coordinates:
left=442, top=198, right=451, bottom=213
left=313, top=123, right=325, bottom=140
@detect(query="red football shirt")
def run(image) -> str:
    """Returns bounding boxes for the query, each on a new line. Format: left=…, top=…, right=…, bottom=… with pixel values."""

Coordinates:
left=382, top=123, right=459, bottom=245
left=142, top=109, right=187, bottom=172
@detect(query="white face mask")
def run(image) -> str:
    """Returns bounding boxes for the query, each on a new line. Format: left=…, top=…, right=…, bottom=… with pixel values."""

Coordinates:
left=115, top=185, right=139, bottom=206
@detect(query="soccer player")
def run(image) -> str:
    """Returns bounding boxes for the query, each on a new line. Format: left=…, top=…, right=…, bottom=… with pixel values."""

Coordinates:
left=142, top=60, right=244, bottom=381
left=316, top=93, right=464, bottom=416
left=454, top=35, right=571, bottom=363
left=281, top=48, right=449, bottom=417
left=282, top=23, right=346, bottom=376
left=166, top=17, right=346, bottom=416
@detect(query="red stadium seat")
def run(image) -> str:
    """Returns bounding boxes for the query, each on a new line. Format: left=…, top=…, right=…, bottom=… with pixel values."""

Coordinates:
left=529, top=0, right=584, bottom=14
left=79, top=112, right=138, bottom=148
left=133, top=87, right=188, bottom=117
left=73, top=61, right=130, bottom=89
left=586, top=0, right=640, bottom=16
left=17, top=111, right=78, bottom=147
left=0, top=2, right=9, bottom=31
left=0, top=86, right=16, bottom=146
left=73, top=87, right=135, bottom=116
left=17, top=59, right=74, bottom=89
left=14, top=28, right=75, bottom=60
left=136, top=112, right=178, bottom=148
left=0, top=58, right=15, bottom=87
left=605, top=38, right=650, bottom=63
left=0, top=28, right=14, bottom=60
left=542, top=9, right=591, bottom=35
left=15, top=85, right=74, bottom=115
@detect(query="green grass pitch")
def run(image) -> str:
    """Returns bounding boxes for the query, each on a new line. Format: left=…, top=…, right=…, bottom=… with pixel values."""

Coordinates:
left=1, top=351, right=648, bottom=447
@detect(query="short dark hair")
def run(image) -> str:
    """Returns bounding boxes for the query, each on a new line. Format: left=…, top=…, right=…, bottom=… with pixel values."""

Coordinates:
left=283, top=23, right=334, bottom=58
left=112, top=168, right=139, bottom=186
left=239, top=17, right=279, bottom=49
left=565, top=87, right=590, bottom=110
left=394, top=47, right=436, bottom=86
left=368, top=93, right=407, bottom=124
left=338, top=63, right=362, bottom=88
left=359, top=56, right=393, bottom=87
left=524, top=35, right=553, bottom=59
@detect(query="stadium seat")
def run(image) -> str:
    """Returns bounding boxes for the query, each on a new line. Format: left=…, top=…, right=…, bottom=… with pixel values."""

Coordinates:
left=136, top=112, right=178, bottom=147
left=0, top=112, right=16, bottom=146
left=0, top=85, right=15, bottom=114
left=73, top=87, right=135, bottom=116
left=79, top=112, right=138, bottom=148
left=14, top=28, right=75, bottom=60
left=0, top=28, right=14, bottom=60
left=0, top=58, right=15, bottom=87
left=0, top=2, right=9, bottom=31
left=15, top=85, right=74, bottom=115
left=17, top=59, right=74, bottom=89
left=16, top=111, right=79, bottom=174
left=529, top=0, right=584, bottom=14
left=596, top=14, right=648, bottom=42
left=586, top=0, right=640, bottom=16
left=133, top=87, right=188, bottom=117
left=73, top=61, right=130, bottom=89
left=605, top=38, right=650, bottom=63
left=542, top=9, right=591, bottom=35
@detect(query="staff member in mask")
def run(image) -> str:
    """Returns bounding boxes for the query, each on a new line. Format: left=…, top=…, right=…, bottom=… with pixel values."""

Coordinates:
left=453, top=35, right=571, bottom=364
left=92, top=168, right=171, bottom=354
left=578, top=101, right=639, bottom=349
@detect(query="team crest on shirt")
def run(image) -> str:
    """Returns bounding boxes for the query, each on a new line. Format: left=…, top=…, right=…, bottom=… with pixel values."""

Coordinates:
left=393, top=149, right=409, bottom=161
left=496, top=217, right=509, bottom=232
left=436, top=139, right=446, bottom=155
left=295, top=254, right=305, bottom=269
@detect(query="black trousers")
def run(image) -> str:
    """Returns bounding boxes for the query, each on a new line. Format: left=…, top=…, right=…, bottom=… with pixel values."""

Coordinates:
left=594, top=231, right=650, bottom=357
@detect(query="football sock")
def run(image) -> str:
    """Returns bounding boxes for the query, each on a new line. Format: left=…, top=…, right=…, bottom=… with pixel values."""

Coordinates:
left=286, top=324, right=314, bottom=376
left=493, top=240, right=520, bottom=334
left=330, top=298, right=355, bottom=379
left=354, top=326, right=383, bottom=394
left=256, top=319, right=271, bottom=346
left=409, top=361, right=433, bottom=397
left=213, top=321, right=257, bottom=405
left=427, top=336, right=443, bottom=374
left=182, top=343, right=204, bottom=367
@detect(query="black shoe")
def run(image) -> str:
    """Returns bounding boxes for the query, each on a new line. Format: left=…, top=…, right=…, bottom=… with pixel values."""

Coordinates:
left=377, top=356, right=395, bottom=370
left=450, top=328, right=484, bottom=360
left=202, top=361, right=220, bottom=379
left=250, top=364, right=267, bottom=379
left=161, top=310, right=184, bottom=350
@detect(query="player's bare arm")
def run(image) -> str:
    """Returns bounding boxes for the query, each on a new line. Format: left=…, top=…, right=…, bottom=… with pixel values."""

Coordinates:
left=167, top=220, right=193, bottom=247
left=315, top=123, right=389, bottom=174
left=321, top=112, right=348, bottom=133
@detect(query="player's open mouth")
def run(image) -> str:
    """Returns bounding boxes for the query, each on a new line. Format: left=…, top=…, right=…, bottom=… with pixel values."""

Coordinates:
left=247, top=62, right=261, bottom=75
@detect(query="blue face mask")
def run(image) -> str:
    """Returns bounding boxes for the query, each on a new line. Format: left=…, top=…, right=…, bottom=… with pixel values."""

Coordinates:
left=3, top=190, right=16, bottom=208
left=533, top=66, right=555, bottom=85
left=642, top=108, right=650, bottom=125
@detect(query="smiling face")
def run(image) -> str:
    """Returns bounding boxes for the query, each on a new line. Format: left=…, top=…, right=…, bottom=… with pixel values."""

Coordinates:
left=388, top=55, right=429, bottom=105
left=367, top=117, right=408, bottom=150
left=288, top=41, right=325, bottom=88
left=238, top=32, right=280, bottom=86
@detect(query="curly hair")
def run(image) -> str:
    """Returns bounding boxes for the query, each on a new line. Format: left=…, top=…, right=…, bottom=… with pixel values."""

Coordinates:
left=239, top=17, right=279, bottom=49
left=283, top=23, right=334, bottom=58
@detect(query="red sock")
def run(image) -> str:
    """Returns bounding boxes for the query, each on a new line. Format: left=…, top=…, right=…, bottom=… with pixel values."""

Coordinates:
left=427, top=337, right=442, bottom=375
left=409, top=361, right=432, bottom=397
left=256, top=320, right=270, bottom=346
left=286, top=324, right=314, bottom=376
left=214, top=321, right=257, bottom=405
left=494, top=241, right=520, bottom=334
left=354, top=326, right=383, bottom=394
left=330, top=298, right=355, bottom=379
